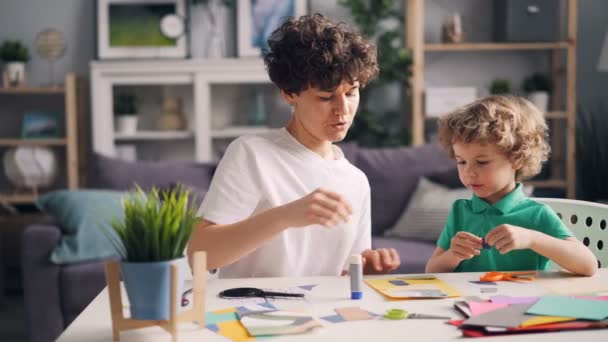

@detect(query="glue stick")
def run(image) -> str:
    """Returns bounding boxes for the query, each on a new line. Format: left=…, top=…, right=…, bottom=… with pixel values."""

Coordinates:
left=349, top=254, right=363, bottom=299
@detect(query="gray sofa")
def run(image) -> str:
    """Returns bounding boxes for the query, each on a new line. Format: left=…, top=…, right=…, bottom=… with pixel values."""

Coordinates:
left=22, top=142, right=457, bottom=342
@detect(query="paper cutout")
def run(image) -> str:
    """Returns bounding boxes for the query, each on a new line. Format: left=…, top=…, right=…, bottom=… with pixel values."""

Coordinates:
left=469, top=281, right=497, bottom=285
left=321, top=314, right=345, bottom=323
left=205, top=303, right=277, bottom=342
left=389, top=280, right=409, bottom=286
left=490, top=296, right=540, bottom=305
left=480, top=288, right=498, bottom=293
left=297, top=284, right=318, bottom=291
left=520, top=315, right=575, bottom=327
left=365, top=276, right=461, bottom=299
left=454, top=301, right=472, bottom=318
left=462, top=303, right=536, bottom=328
left=536, top=275, right=608, bottom=295
left=335, top=307, right=374, bottom=321
left=238, top=310, right=322, bottom=336
left=526, top=296, right=608, bottom=320
left=467, top=301, right=508, bottom=316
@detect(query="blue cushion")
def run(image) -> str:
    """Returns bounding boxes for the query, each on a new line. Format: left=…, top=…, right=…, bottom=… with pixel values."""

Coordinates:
left=36, top=190, right=124, bottom=264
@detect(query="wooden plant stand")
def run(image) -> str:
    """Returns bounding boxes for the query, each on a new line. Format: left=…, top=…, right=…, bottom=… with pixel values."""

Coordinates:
left=104, top=252, right=207, bottom=342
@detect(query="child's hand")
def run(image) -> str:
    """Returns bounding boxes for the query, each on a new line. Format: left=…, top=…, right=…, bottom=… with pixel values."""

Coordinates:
left=448, top=232, right=482, bottom=261
left=361, top=248, right=400, bottom=274
left=485, top=224, right=534, bottom=254
left=280, top=188, right=352, bottom=228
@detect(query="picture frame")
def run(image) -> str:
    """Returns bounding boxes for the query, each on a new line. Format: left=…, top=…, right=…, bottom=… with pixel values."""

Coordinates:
left=97, top=0, right=187, bottom=59
left=237, top=0, right=307, bottom=57
left=21, top=112, right=62, bottom=139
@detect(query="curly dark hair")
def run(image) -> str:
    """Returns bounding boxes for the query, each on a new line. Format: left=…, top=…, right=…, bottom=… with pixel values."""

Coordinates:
left=263, top=13, right=379, bottom=95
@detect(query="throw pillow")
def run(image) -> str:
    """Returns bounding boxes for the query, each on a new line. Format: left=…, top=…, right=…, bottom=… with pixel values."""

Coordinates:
left=386, top=178, right=534, bottom=242
left=36, top=190, right=125, bottom=264
left=385, top=178, right=473, bottom=241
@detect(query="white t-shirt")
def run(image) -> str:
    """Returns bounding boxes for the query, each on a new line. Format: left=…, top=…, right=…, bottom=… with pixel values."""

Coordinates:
left=198, top=128, right=371, bottom=278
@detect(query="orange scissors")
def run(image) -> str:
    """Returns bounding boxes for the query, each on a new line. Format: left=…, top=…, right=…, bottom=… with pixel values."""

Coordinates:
left=480, top=271, right=537, bottom=282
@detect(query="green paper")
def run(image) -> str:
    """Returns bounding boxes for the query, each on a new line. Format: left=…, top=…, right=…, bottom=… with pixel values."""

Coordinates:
left=527, top=296, right=608, bottom=321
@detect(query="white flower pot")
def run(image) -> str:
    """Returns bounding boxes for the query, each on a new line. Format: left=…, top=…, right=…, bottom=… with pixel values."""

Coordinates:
left=5, top=62, right=26, bottom=84
left=527, top=91, right=549, bottom=113
left=115, top=116, right=138, bottom=134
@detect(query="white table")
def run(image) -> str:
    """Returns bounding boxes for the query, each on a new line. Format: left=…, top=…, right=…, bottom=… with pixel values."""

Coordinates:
left=58, top=270, right=608, bottom=342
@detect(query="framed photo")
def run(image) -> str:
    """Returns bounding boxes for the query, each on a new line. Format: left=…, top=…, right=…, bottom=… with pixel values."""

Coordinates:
left=97, top=0, right=187, bottom=59
left=21, top=112, right=62, bottom=139
left=237, top=0, right=307, bottom=57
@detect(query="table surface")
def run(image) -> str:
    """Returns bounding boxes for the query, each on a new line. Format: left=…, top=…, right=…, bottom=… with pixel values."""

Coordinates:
left=58, top=269, right=608, bottom=342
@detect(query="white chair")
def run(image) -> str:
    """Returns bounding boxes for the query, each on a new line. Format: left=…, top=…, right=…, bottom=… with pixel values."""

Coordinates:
left=535, top=198, right=608, bottom=268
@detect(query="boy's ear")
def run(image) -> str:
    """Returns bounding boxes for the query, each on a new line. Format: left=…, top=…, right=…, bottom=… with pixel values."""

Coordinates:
left=511, top=158, right=524, bottom=171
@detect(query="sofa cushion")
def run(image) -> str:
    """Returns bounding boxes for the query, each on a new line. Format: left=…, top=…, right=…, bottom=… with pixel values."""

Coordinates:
left=372, top=236, right=437, bottom=274
left=385, top=178, right=472, bottom=241
left=36, top=190, right=124, bottom=264
left=89, top=153, right=216, bottom=191
left=355, top=143, right=454, bottom=235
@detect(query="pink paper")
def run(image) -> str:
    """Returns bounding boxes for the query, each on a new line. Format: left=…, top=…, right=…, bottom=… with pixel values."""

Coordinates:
left=490, top=296, right=540, bottom=305
left=467, top=301, right=509, bottom=316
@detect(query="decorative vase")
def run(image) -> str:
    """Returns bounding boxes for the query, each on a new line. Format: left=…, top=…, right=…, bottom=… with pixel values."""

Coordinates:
left=115, top=116, right=138, bottom=134
left=120, top=257, right=188, bottom=320
left=4, top=62, right=26, bottom=86
left=527, top=91, right=549, bottom=113
left=158, top=97, right=187, bottom=130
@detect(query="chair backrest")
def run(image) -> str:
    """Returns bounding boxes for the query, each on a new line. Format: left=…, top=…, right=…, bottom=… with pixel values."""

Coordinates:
left=534, top=198, right=608, bottom=268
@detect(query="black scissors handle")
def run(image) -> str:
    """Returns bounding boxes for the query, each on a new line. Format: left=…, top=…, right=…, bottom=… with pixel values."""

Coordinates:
left=262, top=291, right=304, bottom=298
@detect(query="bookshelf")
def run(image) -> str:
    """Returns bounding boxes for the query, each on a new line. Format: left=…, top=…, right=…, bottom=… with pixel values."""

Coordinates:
left=0, top=73, right=84, bottom=204
left=406, top=0, right=577, bottom=198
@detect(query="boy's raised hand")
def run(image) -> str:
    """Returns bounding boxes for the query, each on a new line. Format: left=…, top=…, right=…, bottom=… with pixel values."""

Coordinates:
left=485, top=224, right=533, bottom=254
left=281, top=188, right=353, bottom=228
left=361, top=248, right=400, bottom=274
left=449, top=231, right=482, bottom=261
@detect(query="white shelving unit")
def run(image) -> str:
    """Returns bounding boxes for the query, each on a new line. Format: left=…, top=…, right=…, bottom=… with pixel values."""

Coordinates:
left=90, top=58, right=275, bottom=162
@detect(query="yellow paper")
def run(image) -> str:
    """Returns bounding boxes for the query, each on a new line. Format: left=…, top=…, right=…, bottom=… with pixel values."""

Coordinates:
left=520, top=316, right=575, bottom=327
left=216, top=320, right=255, bottom=342
left=364, top=276, right=461, bottom=299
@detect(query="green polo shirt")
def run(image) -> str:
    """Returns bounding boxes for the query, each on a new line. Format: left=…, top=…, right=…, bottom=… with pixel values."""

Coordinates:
left=437, top=183, right=573, bottom=272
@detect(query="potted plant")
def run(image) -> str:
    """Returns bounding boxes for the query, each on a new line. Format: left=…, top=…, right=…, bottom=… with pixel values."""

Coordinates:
left=523, top=72, right=553, bottom=112
left=0, top=40, right=30, bottom=87
left=113, top=92, right=138, bottom=134
left=108, top=185, right=200, bottom=320
left=489, top=78, right=511, bottom=95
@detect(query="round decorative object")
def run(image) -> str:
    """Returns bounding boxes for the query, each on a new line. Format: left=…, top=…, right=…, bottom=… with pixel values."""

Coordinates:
left=160, top=14, right=185, bottom=39
left=35, top=29, right=67, bottom=61
left=3, top=146, right=58, bottom=190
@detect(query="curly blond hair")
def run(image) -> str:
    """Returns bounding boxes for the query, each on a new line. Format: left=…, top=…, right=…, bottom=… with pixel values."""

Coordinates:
left=437, top=95, right=550, bottom=181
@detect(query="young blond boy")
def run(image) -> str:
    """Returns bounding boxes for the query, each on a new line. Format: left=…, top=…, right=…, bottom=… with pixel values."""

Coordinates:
left=425, top=95, right=596, bottom=276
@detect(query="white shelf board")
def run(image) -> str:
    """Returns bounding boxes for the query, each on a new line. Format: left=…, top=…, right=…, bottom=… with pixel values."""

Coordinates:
left=114, top=130, right=194, bottom=141
left=210, top=126, right=271, bottom=138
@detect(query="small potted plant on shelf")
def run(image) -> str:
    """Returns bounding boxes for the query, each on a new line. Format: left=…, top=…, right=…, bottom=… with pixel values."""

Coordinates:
left=523, top=72, right=553, bottom=113
left=0, top=40, right=30, bottom=87
left=107, top=185, right=201, bottom=320
left=489, top=78, right=511, bottom=95
left=113, top=92, right=138, bottom=134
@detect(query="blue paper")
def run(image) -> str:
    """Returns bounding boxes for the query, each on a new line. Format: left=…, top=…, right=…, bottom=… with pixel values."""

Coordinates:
left=526, top=296, right=608, bottom=320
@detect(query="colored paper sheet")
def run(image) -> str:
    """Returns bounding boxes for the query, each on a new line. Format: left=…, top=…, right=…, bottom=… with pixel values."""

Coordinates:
left=526, top=296, right=608, bottom=320
left=205, top=304, right=277, bottom=342
left=335, top=307, right=374, bottom=321
left=365, top=276, right=461, bottom=299
left=520, top=315, right=575, bottom=327
left=238, top=310, right=322, bottom=336
left=297, top=284, right=318, bottom=291
left=490, top=296, right=540, bottom=305
left=467, top=301, right=509, bottom=316
left=462, top=303, right=536, bottom=328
